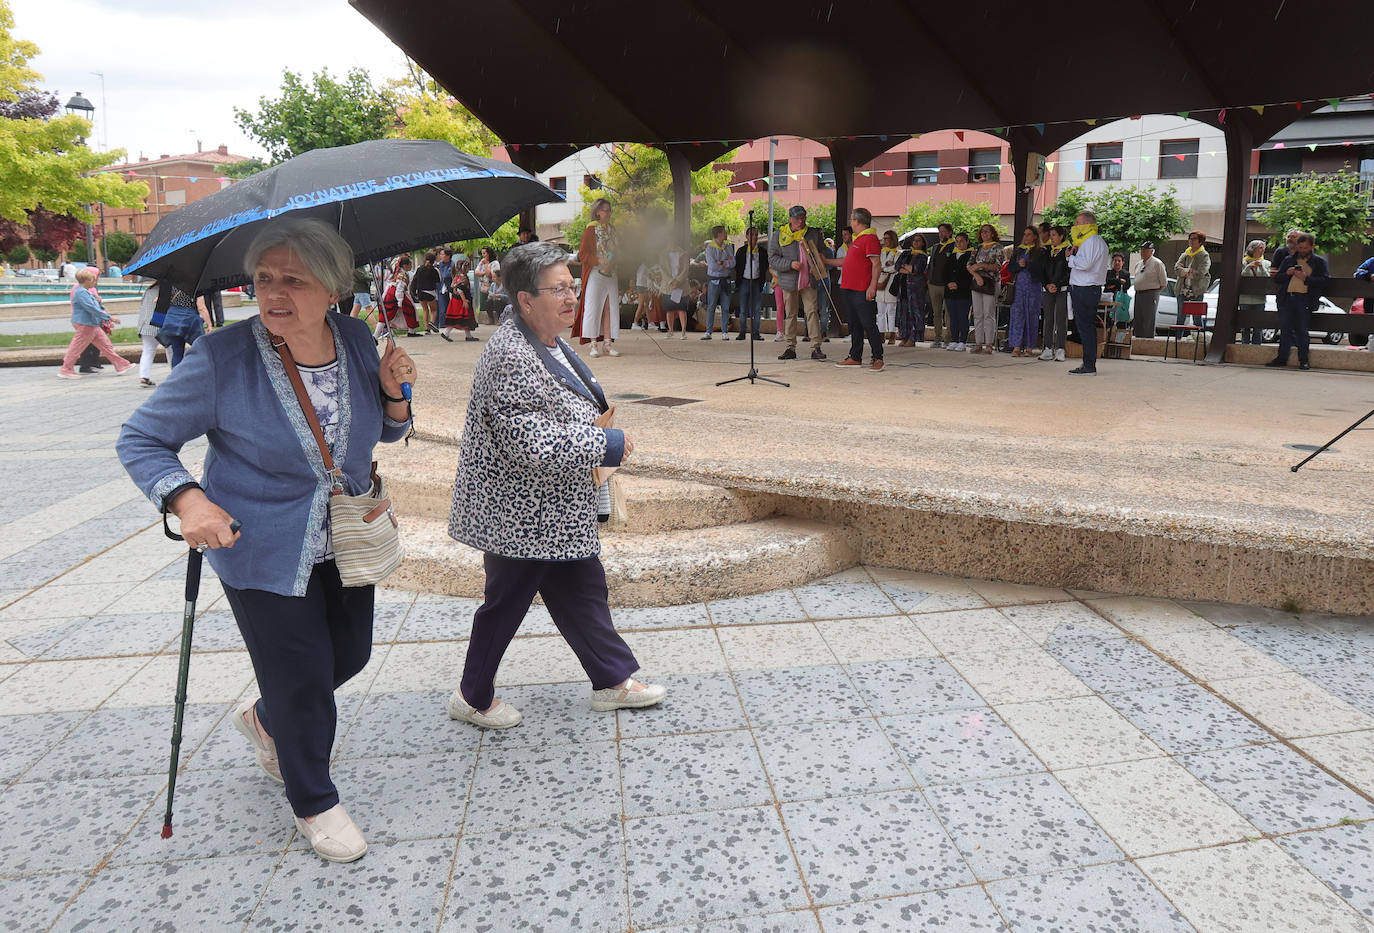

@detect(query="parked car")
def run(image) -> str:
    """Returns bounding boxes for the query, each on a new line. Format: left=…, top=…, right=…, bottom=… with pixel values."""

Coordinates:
left=1129, top=278, right=1345, bottom=344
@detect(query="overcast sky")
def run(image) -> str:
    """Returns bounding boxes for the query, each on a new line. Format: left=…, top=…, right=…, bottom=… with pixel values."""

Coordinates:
left=12, top=0, right=410, bottom=163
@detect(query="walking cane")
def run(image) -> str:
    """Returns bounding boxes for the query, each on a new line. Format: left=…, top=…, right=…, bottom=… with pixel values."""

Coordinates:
left=160, top=512, right=241, bottom=839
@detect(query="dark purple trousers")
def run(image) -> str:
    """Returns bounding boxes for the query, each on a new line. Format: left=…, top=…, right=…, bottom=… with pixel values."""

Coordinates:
left=460, top=553, right=639, bottom=710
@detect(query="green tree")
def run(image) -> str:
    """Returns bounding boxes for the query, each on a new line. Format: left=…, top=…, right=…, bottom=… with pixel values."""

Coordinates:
left=1041, top=184, right=1190, bottom=252
left=450, top=217, right=520, bottom=260
left=897, top=200, right=1007, bottom=239
left=0, top=0, right=148, bottom=222
left=386, top=61, right=498, bottom=156
left=563, top=144, right=745, bottom=249
left=102, top=230, right=138, bottom=264
left=1258, top=170, right=1372, bottom=253
left=6, top=243, right=29, bottom=264
left=747, top=201, right=838, bottom=242
left=233, top=68, right=394, bottom=163
left=217, top=157, right=270, bottom=180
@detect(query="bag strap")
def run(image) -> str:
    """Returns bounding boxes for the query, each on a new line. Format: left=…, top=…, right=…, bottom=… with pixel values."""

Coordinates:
left=272, top=337, right=344, bottom=495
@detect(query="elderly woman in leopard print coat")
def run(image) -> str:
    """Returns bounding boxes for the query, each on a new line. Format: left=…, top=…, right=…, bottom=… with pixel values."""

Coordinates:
left=446, top=242, right=666, bottom=730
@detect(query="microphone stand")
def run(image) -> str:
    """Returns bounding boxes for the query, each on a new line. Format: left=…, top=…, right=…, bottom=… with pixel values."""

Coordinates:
left=719, top=212, right=788, bottom=389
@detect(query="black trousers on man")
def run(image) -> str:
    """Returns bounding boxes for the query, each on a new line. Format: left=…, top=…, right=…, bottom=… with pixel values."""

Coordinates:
left=222, top=560, right=373, bottom=818
left=1276, top=294, right=1313, bottom=364
left=460, top=553, right=639, bottom=711
left=841, top=287, right=883, bottom=362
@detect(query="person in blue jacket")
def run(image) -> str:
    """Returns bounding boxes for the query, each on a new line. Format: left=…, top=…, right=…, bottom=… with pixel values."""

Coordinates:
left=118, top=217, right=417, bottom=864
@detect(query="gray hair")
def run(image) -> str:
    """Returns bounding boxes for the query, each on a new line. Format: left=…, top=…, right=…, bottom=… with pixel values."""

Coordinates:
left=504, top=242, right=570, bottom=312
left=1246, top=239, right=1267, bottom=256
left=243, top=216, right=353, bottom=298
left=1076, top=211, right=1097, bottom=223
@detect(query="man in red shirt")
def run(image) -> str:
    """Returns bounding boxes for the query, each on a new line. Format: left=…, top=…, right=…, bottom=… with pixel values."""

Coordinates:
left=833, top=208, right=885, bottom=372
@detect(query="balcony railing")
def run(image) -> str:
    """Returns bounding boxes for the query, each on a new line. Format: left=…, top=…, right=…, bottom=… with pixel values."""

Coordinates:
left=1248, top=172, right=1374, bottom=213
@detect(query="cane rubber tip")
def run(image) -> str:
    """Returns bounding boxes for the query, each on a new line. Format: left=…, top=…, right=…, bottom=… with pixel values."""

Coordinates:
left=161, top=824, right=173, bottom=839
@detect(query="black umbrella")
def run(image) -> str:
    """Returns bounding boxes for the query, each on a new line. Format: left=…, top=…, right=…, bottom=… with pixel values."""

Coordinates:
left=124, top=139, right=562, bottom=292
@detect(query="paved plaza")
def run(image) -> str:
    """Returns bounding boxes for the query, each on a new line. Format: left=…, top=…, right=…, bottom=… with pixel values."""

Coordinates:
left=0, top=365, right=1372, bottom=932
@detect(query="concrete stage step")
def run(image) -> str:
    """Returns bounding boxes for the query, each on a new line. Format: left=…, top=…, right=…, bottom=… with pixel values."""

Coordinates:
left=390, top=515, right=861, bottom=607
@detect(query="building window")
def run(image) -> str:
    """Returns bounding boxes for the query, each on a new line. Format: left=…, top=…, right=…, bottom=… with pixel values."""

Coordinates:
left=548, top=176, right=567, bottom=196
left=1086, top=142, right=1123, bottom=181
left=1159, top=139, right=1199, bottom=178
left=770, top=160, right=788, bottom=191
left=1258, top=149, right=1304, bottom=176
left=908, top=152, right=938, bottom=185
left=969, top=149, right=1000, bottom=183
left=583, top=174, right=598, bottom=188
left=816, top=158, right=835, bottom=189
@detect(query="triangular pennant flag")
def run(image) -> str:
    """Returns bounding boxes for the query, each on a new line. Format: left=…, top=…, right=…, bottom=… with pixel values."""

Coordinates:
left=763, top=176, right=772, bottom=185
left=1074, top=161, right=1084, bottom=171
left=692, top=141, right=701, bottom=146
left=1326, top=98, right=1340, bottom=111
left=1176, top=111, right=1190, bottom=119
left=1308, top=144, right=1318, bottom=151
left=860, top=171, right=871, bottom=177
left=1273, top=142, right=1286, bottom=149
left=1218, top=108, right=1227, bottom=124
left=883, top=170, right=893, bottom=176
left=1207, top=151, right=1217, bottom=157
left=188, top=177, right=199, bottom=183
left=954, top=131, right=964, bottom=142
left=1293, top=101, right=1303, bottom=110
left=1130, top=115, right=1142, bottom=120
left=1250, top=105, right=1264, bottom=115
left=1034, top=123, right=1045, bottom=134
left=1046, top=162, right=1056, bottom=173
left=846, top=135, right=857, bottom=141
left=1343, top=141, right=1354, bottom=146
left=879, top=135, right=888, bottom=142
left=1085, top=119, right=1097, bottom=126
left=992, top=127, right=1005, bottom=136
left=510, top=144, right=520, bottom=151
left=538, top=143, right=547, bottom=148
left=569, top=143, right=577, bottom=149
left=910, top=133, right=921, bottom=140
left=789, top=174, right=797, bottom=180
left=1142, top=155, right=1151, bottom=163
left=1111, top=158, right=1122, bottom=165
left=746, top=180, right=757, bottom=189
left=1174, top=154, right=1186, bottom=161
left=719, top=141, right=728, bottom=146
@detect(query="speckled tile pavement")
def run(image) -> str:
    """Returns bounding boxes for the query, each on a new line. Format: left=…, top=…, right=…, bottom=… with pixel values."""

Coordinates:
left=1, top=368, right=1373, bottom=931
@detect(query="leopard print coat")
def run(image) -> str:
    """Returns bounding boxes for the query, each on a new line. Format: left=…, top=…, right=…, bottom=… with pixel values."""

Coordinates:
left=448, top=314, right=614, bottom=560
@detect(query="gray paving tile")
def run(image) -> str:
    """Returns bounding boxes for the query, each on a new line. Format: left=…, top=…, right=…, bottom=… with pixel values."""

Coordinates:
left=1179, top=743, right=1374, bottom=834
left=783, top=789, right=973, bottom=904
left=820, top=885, right=1008, bottom=930
left=54, top=853, right=275, bottom=932
left=1231, top=623, right=1364, bottom=671
left=650, top=914, right=821, bottom=933
left=35, top=612, right=182, bottom=659
left=8, top=619, right=91, bottom=659
left=754, top=718, right=913, bottom=802
left=613, top=602, right=712, bottom=630
left=317, top=751, right=476, bottom=845
left=444, top=820, right=626, bottom=932
left=0, top=873, right=88, bottom=933
left=1181, top=600, right=1302, bottom=628
left=1045, top=636, right=1190, bottom=694
left=186, top=609, right=248, bottom=651
left=0, top=710, right=85, bottom=782
left=616, top=673, right=747, bottom=737
left=1102, top=683, right=1274, bottom=754
left=251, top=837, right=453, bottom=930
left=109, top=767, right=292, bottom=865
left=986, top=861, right=1197, bottom=932
left=925, top=773, right=1123, bottom=881
left=188, top=694, right=362, bottom=773
left=397, top=595, right=480, bottom=641
left=881, top=708, right=1043, bottom=786
left=336, top=689, right=479, bottom=759
left=465, top=741, right=620, bottom=833
left=369, top=601, right=409, bottom=642
left=621, top=729, right=772, bottom=817
left=23, top=703, right=224, bottom=781
left=477, top=682, right=618, bottom=751
left=795, top=581, right=900, bottom=619
left=846, top=658, right=985, bottom=717
left=0, top=774, right=164, bottom=873
left=706, top=590, right=808, bottom=625
left=626, top=806, right=806, bottom=928
left=1277, top=821, right=1374, bottom=919
left=733, top=665, right=866, bottom=726
left=1304, top=663, right=1374, bottom=717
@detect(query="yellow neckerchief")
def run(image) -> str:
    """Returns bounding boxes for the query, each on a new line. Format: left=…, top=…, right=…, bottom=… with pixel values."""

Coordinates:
left=908, top=247, right=927, bottom=255
left=952, top=245, right=974, bottom=255
left=881, top=246, right=900, bottom=255
left=1183, top=244, right=1206, bottom=258
left=746, top=242, right=758, bottom=254
left=852, top=228, right=878, bottom=246
left=1070, top=223, right=1098, bottom=247
left=1018, top=244, right=1036, bottom=252
left=707, top=239, right=729, bottom=253
left=937, top=237, right=954, bottom=251
left=1048, top=240, right=1070, bottom=255
left=778, top=224, right=808, bottom=247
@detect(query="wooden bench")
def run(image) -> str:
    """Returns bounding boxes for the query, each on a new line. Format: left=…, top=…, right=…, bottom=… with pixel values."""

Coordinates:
left=1233, top=277, right=1374, bottom=338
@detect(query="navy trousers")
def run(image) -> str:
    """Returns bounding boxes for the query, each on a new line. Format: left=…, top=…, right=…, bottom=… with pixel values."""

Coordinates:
left=222, top=560, right=373, bottom=818
left=841, top=287, right=883, bottom=362
left=461, top=553, right=639, bottom=710
left=1276, top=295, right=1313, bottom=364
left=1069, top=284, right=1103, bottom=371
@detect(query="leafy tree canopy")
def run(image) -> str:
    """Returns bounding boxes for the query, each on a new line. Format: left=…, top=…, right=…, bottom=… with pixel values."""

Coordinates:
left=1258, top=169, right=1372, bottom=253
left=102, top=230, right=138, bottom=264
left=5, top=243, right=29, bottom=264
left=746, top=201, right=839, bottom=244
left=0, top=1, right=147, bottom=222
left=233, top=67, right=395, bottom=164
left=898, top=200, right=1007, bottom=240
left=1041, top=184, right=1190, bottom=252
left=26, top=208, right=85, bottom=254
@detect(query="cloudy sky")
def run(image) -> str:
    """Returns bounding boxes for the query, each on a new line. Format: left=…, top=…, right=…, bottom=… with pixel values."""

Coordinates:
left=11, top=0, right=410, bottom=162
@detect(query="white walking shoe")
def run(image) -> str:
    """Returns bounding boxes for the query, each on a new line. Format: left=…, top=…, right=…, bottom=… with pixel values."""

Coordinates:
left=590, top=678, right=667, bottom=711
left=1054, top=349, right=1066, bottom=362
left=232, top=696, right=284, bottom=784
left=296, top=804, right=368, bottom=863
left=589, top=343, right=601, bottom=358
left=1039, top=348, right=1054, bottom=361
left=448, top=690, right=523, bottom=729
left=605, top=345, right=620, bottom=357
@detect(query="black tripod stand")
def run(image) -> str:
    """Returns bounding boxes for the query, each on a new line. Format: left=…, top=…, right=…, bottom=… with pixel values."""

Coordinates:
left=716, top=314, right=789, bottom=388
left=1290, top=407, right=1374, bottom=471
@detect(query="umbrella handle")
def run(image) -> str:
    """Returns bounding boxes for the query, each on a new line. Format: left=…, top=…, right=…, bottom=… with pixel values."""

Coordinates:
left=384, top=330, right=413, bottom=400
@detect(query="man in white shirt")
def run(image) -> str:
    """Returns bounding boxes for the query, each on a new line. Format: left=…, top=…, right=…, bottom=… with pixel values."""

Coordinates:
left=1066, top=211, right=1110, bottom=375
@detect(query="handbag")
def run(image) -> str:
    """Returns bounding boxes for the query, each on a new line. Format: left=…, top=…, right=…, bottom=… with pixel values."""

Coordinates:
left=274, top=338, right=403, bottom=587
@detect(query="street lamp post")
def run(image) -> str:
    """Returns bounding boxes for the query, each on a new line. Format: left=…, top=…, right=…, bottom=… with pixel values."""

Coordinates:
left=64, top=92, right=98, bottom=274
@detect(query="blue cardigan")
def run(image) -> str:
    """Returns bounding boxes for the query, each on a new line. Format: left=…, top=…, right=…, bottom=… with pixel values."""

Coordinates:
left=118, top=313, right=411, bottom=597
left=71, top=288, right=109, bottom=326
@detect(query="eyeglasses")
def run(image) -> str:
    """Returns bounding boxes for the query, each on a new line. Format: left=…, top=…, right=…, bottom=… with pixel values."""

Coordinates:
left=532, top=285, right=577, bottom=300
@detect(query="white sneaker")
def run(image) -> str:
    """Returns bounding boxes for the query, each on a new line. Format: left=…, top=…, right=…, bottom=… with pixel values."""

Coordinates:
left=606, top=345, right=620, bottom=357
left=590, top=678, right=667, bottom=711
left=295, top=804, right=367, bottom=863
left=774, top=332, right=784, bottom=341
left=589, top=343, right=601, bottom=358
left=680, top=333, right=687, bottom=340
left=1039, top=348, right=1054, bottom=361
left=1054, top=349, right=1066, bottom=362
left=448, top=690, right=523, bottom=729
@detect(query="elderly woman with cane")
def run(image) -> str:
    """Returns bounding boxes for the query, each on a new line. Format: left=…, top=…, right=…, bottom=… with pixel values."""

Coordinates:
left=118, top=216, right=417, bottom=863
left=447, top=241, right=665, bottom=729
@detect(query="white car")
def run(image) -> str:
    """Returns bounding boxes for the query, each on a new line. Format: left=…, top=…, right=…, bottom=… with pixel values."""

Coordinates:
left=1129, top=278, right=1345, bottom=344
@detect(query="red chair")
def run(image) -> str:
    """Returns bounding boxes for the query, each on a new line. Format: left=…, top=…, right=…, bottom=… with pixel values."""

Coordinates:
left=1166, top=299, right=1208, bottom=361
